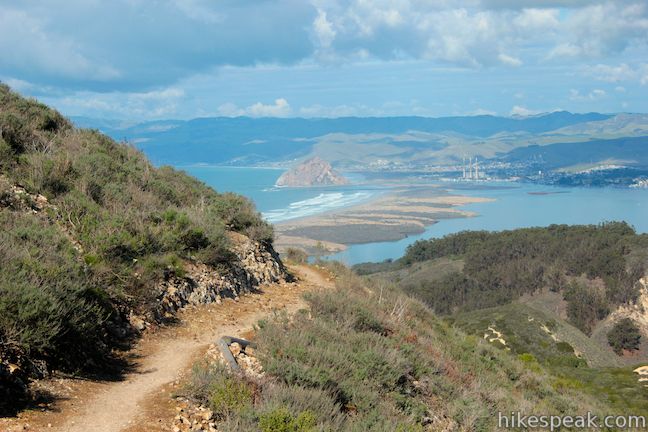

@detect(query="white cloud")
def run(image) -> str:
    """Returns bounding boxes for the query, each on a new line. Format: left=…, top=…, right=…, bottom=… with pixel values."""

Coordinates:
left=469, top=108, right=498, bottom=116
left=313, top=9, right=337, bottom=48
left=248, top=98, right=292, bottom=117
left=549, top=2, right=648, bottom=59
left=311, top=2, right=561, bottom=68
left=512, top=8, right=559, bottom=30
left=586, top=63, right=636, bottom=82
left=569, top=88, right=606, bottom=101
left=54, top=86, right=185, bottom=119
left=498, top=53, right=523, bottom=67
left=0, top=77, right=36, bottom=92
left=172, top=0, right=224, bottom=23
left=640, top=64, right=648, bottom=85
left=510, top=105, right=542, bottom=116
left=590, top=89, right=606, bottom=99
left=218, top=98, right=293, bottom=118
left=547, top=43, right=582, bottom=59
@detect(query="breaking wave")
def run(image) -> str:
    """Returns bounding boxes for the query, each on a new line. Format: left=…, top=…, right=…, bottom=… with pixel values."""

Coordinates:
left=262, top=191, right=373, bottom=223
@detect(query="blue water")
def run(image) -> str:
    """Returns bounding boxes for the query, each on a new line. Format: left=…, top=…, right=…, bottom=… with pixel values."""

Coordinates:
left=182, top=166, right=383, bottom=221
left=181, top=166, right=648, bottom=265
left=329, top=183, right=648, bottom=264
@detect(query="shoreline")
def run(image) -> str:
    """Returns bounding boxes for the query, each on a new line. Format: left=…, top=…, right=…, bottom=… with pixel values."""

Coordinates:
left=272, top=186, right=494, bottom=255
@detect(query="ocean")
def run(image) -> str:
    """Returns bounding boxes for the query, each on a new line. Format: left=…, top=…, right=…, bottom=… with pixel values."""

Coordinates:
left=183, top=166, right=648, bottom=265
left=183, top=166, right=383, bottom=222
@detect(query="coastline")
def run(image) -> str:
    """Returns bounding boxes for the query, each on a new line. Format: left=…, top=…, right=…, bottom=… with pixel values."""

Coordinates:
left=272, top=186, right=494, bottom=255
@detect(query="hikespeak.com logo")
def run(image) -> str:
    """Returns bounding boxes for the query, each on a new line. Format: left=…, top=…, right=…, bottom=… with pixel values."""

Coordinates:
left=498, top=411, right=647, bottom=431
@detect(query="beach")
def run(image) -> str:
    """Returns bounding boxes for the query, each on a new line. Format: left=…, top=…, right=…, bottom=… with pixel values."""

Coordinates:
left=273, top=186, right=494, bottom=255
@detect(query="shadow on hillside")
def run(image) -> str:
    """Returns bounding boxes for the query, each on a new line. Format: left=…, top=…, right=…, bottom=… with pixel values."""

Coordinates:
left=0, top=383, right=66, bottom=418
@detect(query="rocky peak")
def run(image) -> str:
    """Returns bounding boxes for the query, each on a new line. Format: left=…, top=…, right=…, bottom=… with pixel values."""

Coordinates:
left=275, top=157, right=349, bottom=187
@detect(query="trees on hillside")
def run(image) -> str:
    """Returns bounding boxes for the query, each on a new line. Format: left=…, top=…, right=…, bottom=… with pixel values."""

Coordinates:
left=395, top=224, right=647, bottom=332
left=607, top=318, right=642, bottom=355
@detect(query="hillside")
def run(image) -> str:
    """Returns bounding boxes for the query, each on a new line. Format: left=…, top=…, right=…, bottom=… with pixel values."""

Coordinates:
left=181, top=265, right=614, bottom=431
left=365, top=224, right=648, bottom=325
left=357, top=224, right=648, bottom=414
left=0, top=85, right=288, bottom=413
left=500, top=136, right=648, bottom=170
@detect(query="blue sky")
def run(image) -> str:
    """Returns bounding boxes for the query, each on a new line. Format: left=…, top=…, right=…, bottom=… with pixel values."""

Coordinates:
left=1, top=0, right=647, bottom=120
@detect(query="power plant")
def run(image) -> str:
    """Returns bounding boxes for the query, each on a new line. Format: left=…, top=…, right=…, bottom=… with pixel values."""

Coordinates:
left=462, top=156, right=481, bottom=180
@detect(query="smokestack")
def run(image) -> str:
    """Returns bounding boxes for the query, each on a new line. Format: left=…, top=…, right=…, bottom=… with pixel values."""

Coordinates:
left=462, top=156, right=466, bottom=179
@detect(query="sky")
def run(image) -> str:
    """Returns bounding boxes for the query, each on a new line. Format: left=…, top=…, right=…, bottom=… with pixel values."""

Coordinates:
left=1, top=0, right=647, bottom=120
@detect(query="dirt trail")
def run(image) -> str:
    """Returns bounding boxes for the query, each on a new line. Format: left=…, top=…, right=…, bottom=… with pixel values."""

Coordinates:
left=2, top=264, right=333, bottom=432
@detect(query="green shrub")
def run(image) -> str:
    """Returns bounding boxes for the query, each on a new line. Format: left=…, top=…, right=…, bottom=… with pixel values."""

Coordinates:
left=0, top=212, right=110, bottom=370
left=284, top=247, right=308, bottom=264
left=517, top=353, right=538, bottom=363
left=186, top=270, right=609, bottom=431
left=209, top=377, right=254, bottom=418
left=607, top=318, right=641, bottom=355
left=184, top=362, right=254, bottom=419
left=258, top=407, right=316, bottom=432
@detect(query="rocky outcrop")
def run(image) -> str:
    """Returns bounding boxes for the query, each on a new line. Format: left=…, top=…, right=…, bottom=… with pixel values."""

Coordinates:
left=275, top=157, right=349, bottom=187
left=0, top=177, right=49, bottom=213
left=606, top=277, right=648, bottom=337
left=151, top=233, right=290, bottom=323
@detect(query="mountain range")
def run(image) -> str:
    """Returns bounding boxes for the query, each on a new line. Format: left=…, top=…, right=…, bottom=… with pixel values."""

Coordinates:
left=73, top=112, right=648, bottom=172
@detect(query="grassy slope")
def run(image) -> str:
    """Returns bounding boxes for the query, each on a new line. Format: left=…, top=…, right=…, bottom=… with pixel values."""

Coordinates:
left=451, top=302, right=648, bottom=413
left=356, top=226, right=648, bottom=416
left=188, top=266, right=613, bottom=431
left=0, top=84, right=272, bottom=388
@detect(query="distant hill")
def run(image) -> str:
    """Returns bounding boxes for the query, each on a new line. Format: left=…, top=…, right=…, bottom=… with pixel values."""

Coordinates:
left=500, top=136, right=648, bottom=169
left=73, top=112, right=612, bottom=166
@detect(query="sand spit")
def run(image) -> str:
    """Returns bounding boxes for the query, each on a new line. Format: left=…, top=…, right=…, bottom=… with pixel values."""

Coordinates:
left=273, top=187, right=494, bottom=253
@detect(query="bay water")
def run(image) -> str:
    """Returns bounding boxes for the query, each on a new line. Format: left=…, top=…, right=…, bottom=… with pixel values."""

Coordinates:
left=183, top=166, right=648, bottom=265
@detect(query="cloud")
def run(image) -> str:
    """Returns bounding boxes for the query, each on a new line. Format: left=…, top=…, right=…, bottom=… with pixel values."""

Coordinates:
left=583, top=62, right=648, bottom=85
left=641, top=65, right=648, bottom=85
left=3, top=0, right=648, bottom=94
left=0, top=7, right=120, bottom=84
left=510, top=105, right=542, bottom=116
left=468, top=108, right=498, bottom=116
left=217, top=98, right=292, bottom=118
left=569, top=88, right=606, bottom=101
left=52, top=86, right=186, bottom=119
left=585, top=63, right=636, bottom=82
left=171, top=0, right=224, bottom=24
left=313, top=9, right=337, bottom=48
left=548, top=2, right=648, bottom=59
left=498, top=53, right=523, bottom=67
left=512, top=8, right=559, bottom=29
left=0, top=0, right=315, bottom=91
left=509, top=105, right=562, bottom=116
